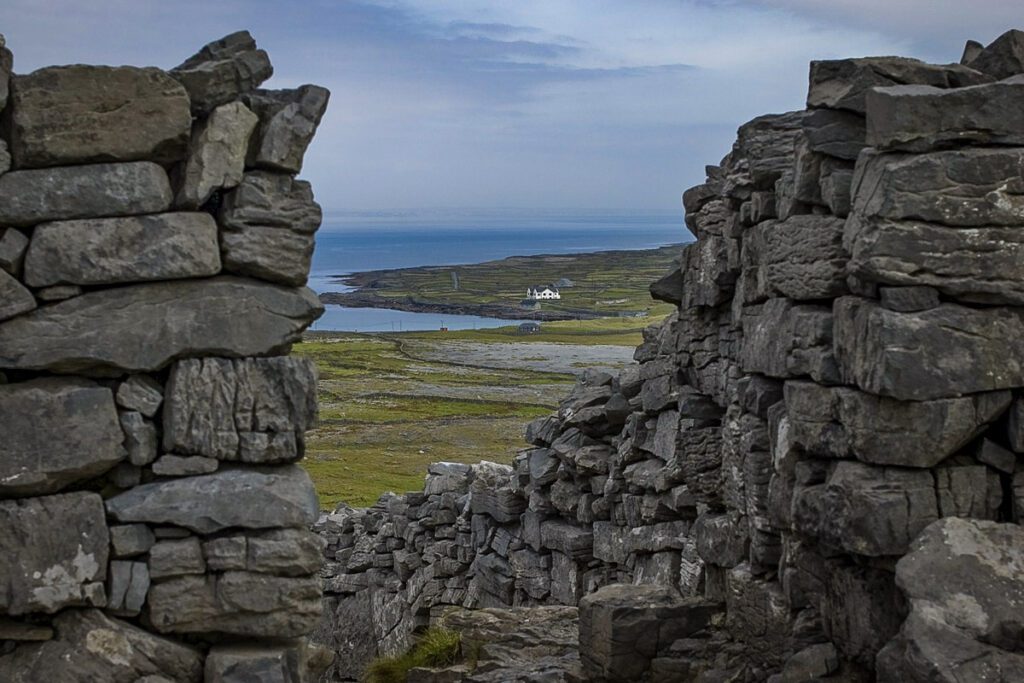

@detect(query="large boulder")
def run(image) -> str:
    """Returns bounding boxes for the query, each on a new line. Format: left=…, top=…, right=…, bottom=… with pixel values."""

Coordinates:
left=105, top=466, right=320, bottom=534
left=23, top=212, right=221, bottom=287
left=7, top=65, right=191, bottom=168
left=0, top=378, right=125, bottom=496
left=0, top=276, right=322, bottom=374
left=785, top=380, right=1010, bottom=467
left=147, top=571, right=321, bottom=638
left=846, top=214, right=1024, bottom=305
left=171, top=30, right=273, bottom=115
left=0, top=492, right=109, bottom=615
left=243, top=85, right=330, bottom=173
left=218, top=171, right=322, bottom=286
left=760, top=215, right=848, bottom=300
left=0, top=609, right=203, bottom=682
left=0, top=161, right=173, bottom=228
left=968, top=29, right=1024, bottom=79
left=834, top=296, right=1024, bottom=400
left=866, top=77, right=1024, bottom=151
left=175, top=101, right=259, bottom=209
left=162, top=356, right=317, bottom=462
left=877, top=518, right=1024, bottom=681
left=848, top=148, right=1024, bottom=227
left=806, top=57, right=989, bottom=113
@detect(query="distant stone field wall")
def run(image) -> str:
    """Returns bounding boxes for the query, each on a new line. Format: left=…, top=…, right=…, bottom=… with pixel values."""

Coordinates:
left=315, top=30, right=1024, bottom=682
left=0, top=32, right=331, bottom=681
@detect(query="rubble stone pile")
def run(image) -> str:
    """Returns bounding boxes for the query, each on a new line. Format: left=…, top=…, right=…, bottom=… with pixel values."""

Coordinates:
left=315, top=29, right=1024, bottom=682
left=0, top=32, right=330, bottom=682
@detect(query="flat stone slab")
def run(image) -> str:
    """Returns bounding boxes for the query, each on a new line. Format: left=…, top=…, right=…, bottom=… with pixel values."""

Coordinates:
left=761, top=215, right=847, bottom=300
left=105, top=465, right=320, bottom=534
left=850, top=148, right=1024, bottom=227
left=0, top=378, right=125, bottom=495
left=0, top=492, right=109, bottom=615
left=163, top=356, right=317, bottom=463
left=785, top=380, right=1010, bottom=467
left=0, top=609, right=203, bottom=682
left=0, top=161, right=172, bottom=228
left=866, top=77, right=1024, bottom=151
left=807, top=56, right=990, bottom=113
left=835, top=297, right=1024, bottom=400
left=171, top=30, right=273, bottom=115
left=847, top=214, right=1024, bottom=305
left=8, top=65, right=191, bottom=168
left=24, top=212, right=221, bottom=287
left=148, top=571, right=321, bottom=638
left=0, top=276, right=322, bottom=374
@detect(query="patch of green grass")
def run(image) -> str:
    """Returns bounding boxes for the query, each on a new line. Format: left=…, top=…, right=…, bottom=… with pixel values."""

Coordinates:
left=406, top=313, right=670, bottom=347
left=365, top=628, right=462, bottom=683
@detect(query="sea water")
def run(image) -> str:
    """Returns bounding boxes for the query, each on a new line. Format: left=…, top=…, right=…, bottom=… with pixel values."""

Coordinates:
left=308, top=208, right=690, bottom=332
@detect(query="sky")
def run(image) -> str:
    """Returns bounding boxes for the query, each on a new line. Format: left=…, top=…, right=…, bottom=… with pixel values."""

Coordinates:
left=0, top=1, right=1020, bottom=212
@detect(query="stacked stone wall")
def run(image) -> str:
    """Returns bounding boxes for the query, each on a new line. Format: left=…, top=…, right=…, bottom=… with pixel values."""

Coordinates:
left=316, top=30, right=1024, bottom=682
left=0, top=31, right=331, bottom=681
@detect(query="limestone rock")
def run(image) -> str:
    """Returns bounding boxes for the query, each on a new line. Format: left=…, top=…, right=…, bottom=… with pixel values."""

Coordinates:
left=785, top=381, right=1010, bottom=467
left=847, top=215, right=1024, bottom=305
left=0, top=228, right=28, bottom=276
left=806, top=57, right=989, bottom=114
left=149, top=537, right=205, bottom=579
left=0, top=492, right=109, bottom=615
left=0, top=276, right=322, bottom=374
left=0, top=161, right=173, bottom=228
left=849, top=148, right=1024, bottom=227
left=801, top=108, right=866, bottom=160
left=0, top=39, right=10, bottom=110
left=206, top=641, right=332, bottom=683
left=115, top=375, right=164, bottom=417
left=761, top=215, right=848, bottom=300
left=219, top=172, right=322, bottom=286
left=0, top=269, right=35, bottom=322
left=162, top=356, right=317, bottom=462
left=172, top=30, right=273, bottom=114
left=0, top=609, right=203, bottom=682
left=107, top=560, right=150, bottom=616
left=0, top=378, right=124, bottom=495
left=740, top=298, right=837, bottom=383
left=109, top=524, right=155, bottom=558
left=968, top=29, right=1024, bottom=79
left=35, top=285, right=81, bottom=302
left=866, top=77, right=1024, bottom=151
left=105, top=465, right=320, bottom=534
left=243, top=85, right=330, bottom=173
left=834, top=296, right=1024, bottom=400
left=176, top=101, right=259, bottom=209
left=7, top=65, right=191, bottom=168
left=25, top=211, right=221, bottom=288
left=148, top=571, right=321, bottom=637
left=151, top=454, right=219, bottom=476
left=877, top=518, right=1024, bottom=681
left=119, top=410, right=157, bottom=466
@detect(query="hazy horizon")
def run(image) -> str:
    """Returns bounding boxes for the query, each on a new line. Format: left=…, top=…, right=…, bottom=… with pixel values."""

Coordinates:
left=1, top=1, right=1020, bottom=212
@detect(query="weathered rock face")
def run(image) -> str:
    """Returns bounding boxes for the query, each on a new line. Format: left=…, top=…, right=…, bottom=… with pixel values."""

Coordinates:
left=968, top=28, right=1024, bottom=79
left=8, top=65, right=191, bottom=169
left=162, top=356, right=318, bottom=462
left=171, top=30, right=273, bottom=114
left=0, top=276, right=322, bottom=374
left=244, top=85, right=330, bottom=173
left=0, top=493, right=109, bottom=615
left=106, top=466, right=319, bottom=533
left=219, top=171, right=322, bottom=285
left=0, top=161, right=173, bottom=227
left=175, top=101, right=259, bottom=209
left=0, top=378, right=124, bottom=496
left=0, top=30, right=328, bottom=682
left=23, top=212, right=221, bottom=287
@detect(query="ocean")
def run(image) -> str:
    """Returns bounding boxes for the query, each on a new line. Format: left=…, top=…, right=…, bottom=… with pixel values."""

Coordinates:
left=308, top=208, right=690, bottom=332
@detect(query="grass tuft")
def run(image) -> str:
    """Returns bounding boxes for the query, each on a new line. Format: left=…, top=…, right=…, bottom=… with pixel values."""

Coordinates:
left=364, top=627, right=462, bottom=683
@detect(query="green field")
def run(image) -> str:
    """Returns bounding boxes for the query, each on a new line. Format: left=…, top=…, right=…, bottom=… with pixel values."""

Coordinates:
left=326, top=245, right=681, bottom=318
left=295, top=320, right=652, bottom=508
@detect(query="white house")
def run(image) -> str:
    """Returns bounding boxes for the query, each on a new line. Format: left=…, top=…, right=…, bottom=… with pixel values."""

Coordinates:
left=526, top=284, right=560, bottom=300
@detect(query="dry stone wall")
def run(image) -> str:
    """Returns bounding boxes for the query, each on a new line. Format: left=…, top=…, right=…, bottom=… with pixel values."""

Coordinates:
left=0, top=31, right=331, bottom=682
left=315, top=29, right=1024, bottom=682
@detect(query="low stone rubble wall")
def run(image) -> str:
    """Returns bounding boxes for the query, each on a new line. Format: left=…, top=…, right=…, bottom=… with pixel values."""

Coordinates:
left=315, top=29, right=1024, bottom=682
left=0, top=32, right=330, bottom=681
